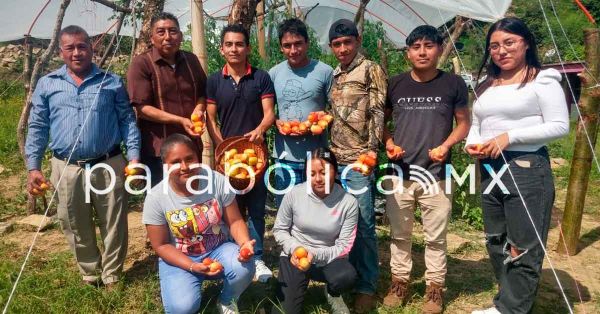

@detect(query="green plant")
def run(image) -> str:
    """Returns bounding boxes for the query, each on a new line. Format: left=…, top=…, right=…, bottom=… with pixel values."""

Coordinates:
left=450, top=142, right=484, bottom=229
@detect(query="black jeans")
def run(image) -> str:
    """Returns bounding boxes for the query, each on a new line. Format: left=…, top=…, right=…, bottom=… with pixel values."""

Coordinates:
left=480, top=148, right=554, bottom=314
left=236, top=179, right=268, bottom=256
left=275, top=256, right=357, bottom=314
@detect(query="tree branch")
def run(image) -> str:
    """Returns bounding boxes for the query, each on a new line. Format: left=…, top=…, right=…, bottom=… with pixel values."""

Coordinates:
left=90, top=0, right=132, bottom=13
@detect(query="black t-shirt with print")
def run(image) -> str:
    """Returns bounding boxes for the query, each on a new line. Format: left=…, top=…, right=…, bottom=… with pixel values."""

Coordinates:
left=385, top=70, right=468, bottom=181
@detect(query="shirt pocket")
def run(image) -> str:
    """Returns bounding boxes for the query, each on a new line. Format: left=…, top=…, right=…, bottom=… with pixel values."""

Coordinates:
left=80, top=88, right=114, bottom=112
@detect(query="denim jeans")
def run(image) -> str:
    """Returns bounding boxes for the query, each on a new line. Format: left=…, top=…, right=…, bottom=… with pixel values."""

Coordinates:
left=236, top=179, right=268, bottom=257
left=480, top=148, right=554, bottom=314
left=337, top=165, right=378, bottom=295
left=158, top=242, right=255, bottom=313
left=273, top=159, right=306, bottom=208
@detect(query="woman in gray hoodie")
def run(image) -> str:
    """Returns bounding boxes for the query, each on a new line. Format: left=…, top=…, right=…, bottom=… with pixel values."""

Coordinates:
left=273, top=147, right=359, bottom=314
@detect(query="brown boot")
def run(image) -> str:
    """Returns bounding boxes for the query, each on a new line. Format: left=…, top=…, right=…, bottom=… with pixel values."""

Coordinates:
left=422, top=283, right=444, bottom=314
left=354, top=293, right=377, bottom=313
left=383, top=277, right=409, bottom=307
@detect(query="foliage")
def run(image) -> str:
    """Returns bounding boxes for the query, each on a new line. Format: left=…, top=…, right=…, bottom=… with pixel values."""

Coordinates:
left=450, top=143, right=484, bottom=229
left=507, top=0, right=595, bottom=63
left=181, top=14, right=327, bottom=75
left=360, top=21, right=411, bottom=76
left=447, top=0, right=598, bottom=76
left=0, top=82, right=25, bottom=171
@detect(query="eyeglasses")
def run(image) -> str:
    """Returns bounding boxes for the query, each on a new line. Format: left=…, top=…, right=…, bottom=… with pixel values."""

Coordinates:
left=488, top=39, right=523, bottom=53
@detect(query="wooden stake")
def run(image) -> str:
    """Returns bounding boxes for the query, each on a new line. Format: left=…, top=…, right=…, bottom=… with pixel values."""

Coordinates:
left=191, top=0, right=214, bottom=169
left=557, top=29, right=600, bottom=255
left=286, top=0, right=293, bottom=16
left=23, top=35, right=33, bottom=93
left=452, top=56, right=461, bottom=75
left=257, top=0, right=266, bottom=61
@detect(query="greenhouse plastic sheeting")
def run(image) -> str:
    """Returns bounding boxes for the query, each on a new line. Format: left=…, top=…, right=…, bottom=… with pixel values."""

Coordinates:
left=0, top=0, right=511, bottom=48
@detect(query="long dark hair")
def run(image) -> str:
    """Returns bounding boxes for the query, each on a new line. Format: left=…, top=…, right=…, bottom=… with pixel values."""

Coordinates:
left=476, top=17, right=541, bottom=93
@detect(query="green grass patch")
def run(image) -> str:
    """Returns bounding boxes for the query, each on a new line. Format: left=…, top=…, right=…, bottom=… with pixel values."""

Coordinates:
left=0, top=81, right=25, bottom=174
left=0, top=241, right=161, bottom=313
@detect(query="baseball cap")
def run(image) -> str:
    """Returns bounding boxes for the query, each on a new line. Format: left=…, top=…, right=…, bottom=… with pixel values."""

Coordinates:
left=328, top=19, right=359, bottom=42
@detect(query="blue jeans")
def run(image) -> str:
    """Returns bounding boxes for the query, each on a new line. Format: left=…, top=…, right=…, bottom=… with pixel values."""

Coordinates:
left=158, top=242, right=255, bottom=313
left=273, top=159, right=306, bottom=208
left=236, top=180, right=267, bottom=257
left=481, top=148, right=554, bottom=313
left=338, top=165, right=378, bottom=295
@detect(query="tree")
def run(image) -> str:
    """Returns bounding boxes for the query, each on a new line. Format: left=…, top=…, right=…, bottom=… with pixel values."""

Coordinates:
left=16, top=0, right=72, bottom=214
left=228, top=0, right=259, bottom=34
left=134, top=0, right=165, bottom=55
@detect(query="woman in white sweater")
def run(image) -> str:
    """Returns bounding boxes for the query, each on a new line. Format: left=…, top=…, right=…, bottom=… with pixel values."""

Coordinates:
left=465, top=17, right=569, bottom=314
left=273, top=147, right=359, bottom=314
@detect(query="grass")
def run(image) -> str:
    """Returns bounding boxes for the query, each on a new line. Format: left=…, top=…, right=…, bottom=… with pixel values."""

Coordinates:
left=0, top=79, right=25, bottom=173
left=0, top=241, right=162, bottom=313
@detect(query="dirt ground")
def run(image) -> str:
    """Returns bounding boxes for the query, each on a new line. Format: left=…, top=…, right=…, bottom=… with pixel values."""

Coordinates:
left=3, top=203, right=599, bottom=313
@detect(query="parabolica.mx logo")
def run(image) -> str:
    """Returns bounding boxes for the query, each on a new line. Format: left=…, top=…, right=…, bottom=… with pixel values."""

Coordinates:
left=82, top=153, right=511, bottom=203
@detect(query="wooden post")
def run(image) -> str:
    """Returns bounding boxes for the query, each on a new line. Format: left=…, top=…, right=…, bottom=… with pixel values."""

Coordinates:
left=286, top=0, right=293, bottom=16
left=22, top=35, right=37, bottom=215
left=557, top=28, right=600, bottom=255
left=191, top=0, right=208, bottom=71
left=257, top=0, right=266, bottom=61
left=191, top=0, right=214, bottom=169
left=452, top=56, right=461, bottom=75
left=23, top=35, right=33, bottom=93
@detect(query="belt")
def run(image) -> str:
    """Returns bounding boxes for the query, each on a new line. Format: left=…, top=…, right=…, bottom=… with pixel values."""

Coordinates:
left=53, top=145, right=122, bottom=167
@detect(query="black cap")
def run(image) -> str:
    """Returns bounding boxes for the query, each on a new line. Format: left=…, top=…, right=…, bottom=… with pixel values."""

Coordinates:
left=328, top=19, right=359, bottom=42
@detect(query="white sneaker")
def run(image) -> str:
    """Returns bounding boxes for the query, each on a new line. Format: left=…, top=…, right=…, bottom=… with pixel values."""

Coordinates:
left=325, top=288, right=350, bottom=314
left=254, top=259, right=273, bottom=283
left=217, top=302, right=238, bottom=314
left=472, top=306, right=501, bottom=314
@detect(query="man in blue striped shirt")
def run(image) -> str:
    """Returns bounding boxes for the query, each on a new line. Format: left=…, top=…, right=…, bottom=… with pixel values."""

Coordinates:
left=25, top=25, right=140, bottom=288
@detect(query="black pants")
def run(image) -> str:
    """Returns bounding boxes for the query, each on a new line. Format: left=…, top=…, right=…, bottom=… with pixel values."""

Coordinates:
left=236, top=179, right=267, bottom=256
left=480, top=148, right=554, bottom=314
left=275, top=256, right=357, bottom=314
left=140, top=155, right=163, bottom=188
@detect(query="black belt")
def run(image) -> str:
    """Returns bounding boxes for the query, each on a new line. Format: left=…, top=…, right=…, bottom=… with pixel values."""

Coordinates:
left=53, top=146, right=122, bottom=167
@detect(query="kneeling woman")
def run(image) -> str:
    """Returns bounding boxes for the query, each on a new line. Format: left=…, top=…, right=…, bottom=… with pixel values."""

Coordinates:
left=143, top=134, right=255, bottom=314
left=273, top=148, right=358, bottom=314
